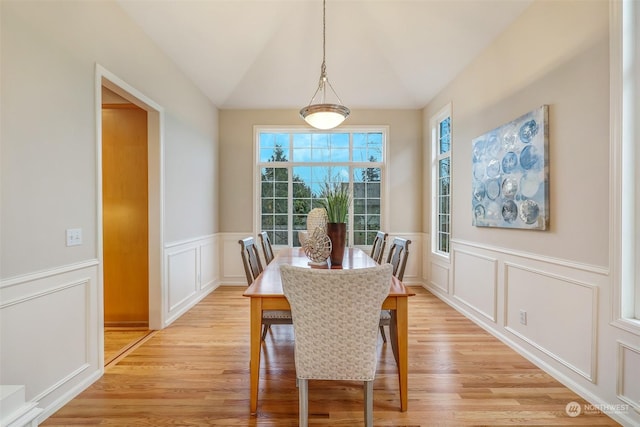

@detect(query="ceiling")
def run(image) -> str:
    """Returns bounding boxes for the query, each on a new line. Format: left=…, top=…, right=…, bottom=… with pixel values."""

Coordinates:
left=116, top=0, right=533, bottom=110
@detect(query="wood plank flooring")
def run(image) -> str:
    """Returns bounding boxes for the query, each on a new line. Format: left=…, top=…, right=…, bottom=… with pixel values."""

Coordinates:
left=42, top=286, right=620, bottom=426
left=104, top=327, right=153, bottom=367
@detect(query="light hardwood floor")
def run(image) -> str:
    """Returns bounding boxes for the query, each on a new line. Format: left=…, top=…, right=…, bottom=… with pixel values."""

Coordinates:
left=104, top=327, right=153, bottom=367
left=42, top=286, right=620, bottom=426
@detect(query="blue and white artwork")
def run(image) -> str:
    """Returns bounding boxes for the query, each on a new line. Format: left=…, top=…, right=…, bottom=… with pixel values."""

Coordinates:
left=471, top=105, right=549, bottom=230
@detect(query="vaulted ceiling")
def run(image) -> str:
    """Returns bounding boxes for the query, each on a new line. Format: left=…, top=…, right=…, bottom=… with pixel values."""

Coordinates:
left=117, top=0, right=533, bottom=110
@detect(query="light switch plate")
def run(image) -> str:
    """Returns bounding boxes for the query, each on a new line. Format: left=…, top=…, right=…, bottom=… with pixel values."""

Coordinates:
left=66, top=228, right=82, bottom=246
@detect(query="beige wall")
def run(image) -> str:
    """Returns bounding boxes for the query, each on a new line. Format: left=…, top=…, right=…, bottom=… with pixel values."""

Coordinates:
left=424, top=0, right=609, bottom=267
left=1, top=0, right=219, bottom=278
left=218, top=109, right=422, bottom=234
left=0, top=0, right=220, bottom=413
left=422, top=2, right=640, bottom=425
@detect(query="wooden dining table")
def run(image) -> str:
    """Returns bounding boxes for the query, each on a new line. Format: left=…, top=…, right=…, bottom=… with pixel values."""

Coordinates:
left=243, top=246, right=415, bottom=414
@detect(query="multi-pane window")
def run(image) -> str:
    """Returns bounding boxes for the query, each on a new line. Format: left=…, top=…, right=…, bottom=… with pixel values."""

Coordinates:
left=431, top=106, right=452, bottom=256
left=258, top=129, right=385, bottom=247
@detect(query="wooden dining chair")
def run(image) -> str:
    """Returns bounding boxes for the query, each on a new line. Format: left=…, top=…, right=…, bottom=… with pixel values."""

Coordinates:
left=238, top=237, right=292, bottom=340
left=239, top=237, right=263, bottom=285
left=259, top=231, right=275, bottom=264
left=370, top=231, right=388, bottom=264
left=379, top=237, right=411, bottom=343
left=280, top=264, right=393, bottom=427
left=385, top=237, right=411, bottom=281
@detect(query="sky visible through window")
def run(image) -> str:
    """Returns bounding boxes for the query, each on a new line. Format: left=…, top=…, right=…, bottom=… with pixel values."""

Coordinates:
left=259, top=132, right=383, bottom=194
left=258, top=130, right=385, bottom=246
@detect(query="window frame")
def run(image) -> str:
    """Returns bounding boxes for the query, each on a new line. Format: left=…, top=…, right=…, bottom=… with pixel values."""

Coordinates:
left=430, top=104, right=452, bottom=259
left=610, top=0, right=640, bottom=333
left=253, top=126, right=389, bottom=249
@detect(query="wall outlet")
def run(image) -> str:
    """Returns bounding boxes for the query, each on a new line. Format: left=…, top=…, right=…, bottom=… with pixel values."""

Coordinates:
left=66, top=228, right=82, bottom=246
left=519, top=309, right=527, bottom=325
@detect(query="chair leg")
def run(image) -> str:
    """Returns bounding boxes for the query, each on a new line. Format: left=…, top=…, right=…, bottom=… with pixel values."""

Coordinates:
left=261, top=324, right=269, bottom=341
left=364, top=380, right=373, bottom=427
left=299, top=378, right=308, bottom=427
left=379, top=325, right=387, bottom=343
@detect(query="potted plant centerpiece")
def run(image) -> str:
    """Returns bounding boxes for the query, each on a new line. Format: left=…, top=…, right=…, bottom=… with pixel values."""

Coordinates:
left=318, top=180, right=351, bottom=266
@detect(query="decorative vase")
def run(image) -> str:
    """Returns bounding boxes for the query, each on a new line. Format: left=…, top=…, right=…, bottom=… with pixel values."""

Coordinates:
left=326, top=222, right=346, bottom=266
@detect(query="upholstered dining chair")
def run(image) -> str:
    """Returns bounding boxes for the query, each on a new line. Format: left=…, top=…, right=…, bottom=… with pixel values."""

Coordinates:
left=280, top=264, right=393, bottom=427
left=259, top=231, right=275, bottom=264
left=238, top=237, right=292, bottom=340
left=379, top=237, right=412, bottom=343
left=370, top=231, right=388, bottom=264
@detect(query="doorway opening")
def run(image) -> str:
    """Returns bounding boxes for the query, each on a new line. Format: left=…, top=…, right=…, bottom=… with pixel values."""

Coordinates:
left=97, top=65, right=164, bottom=368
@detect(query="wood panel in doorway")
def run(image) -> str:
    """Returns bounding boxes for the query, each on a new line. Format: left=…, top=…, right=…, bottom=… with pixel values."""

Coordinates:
left=102, top=102, right=149, bottom=326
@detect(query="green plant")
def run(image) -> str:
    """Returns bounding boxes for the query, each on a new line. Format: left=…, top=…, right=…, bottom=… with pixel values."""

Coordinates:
left=318, top=181, right=351, bottom=223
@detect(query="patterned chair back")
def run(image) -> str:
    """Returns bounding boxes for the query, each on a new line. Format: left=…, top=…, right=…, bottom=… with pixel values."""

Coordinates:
left=280, top=264, right=392, bottom=380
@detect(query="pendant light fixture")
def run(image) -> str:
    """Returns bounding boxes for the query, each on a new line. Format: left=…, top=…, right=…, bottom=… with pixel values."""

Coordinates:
left=299, top=0, right=350, bottom=130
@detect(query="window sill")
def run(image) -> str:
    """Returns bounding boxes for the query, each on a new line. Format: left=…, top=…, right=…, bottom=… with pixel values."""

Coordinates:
left=612, top=317, right=640, bottom=337
left=430, top=251, right=450, bottom=264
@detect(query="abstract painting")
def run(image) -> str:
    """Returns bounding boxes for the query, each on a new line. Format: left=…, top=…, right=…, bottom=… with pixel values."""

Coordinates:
left=471, top=105, right=549, bottom=230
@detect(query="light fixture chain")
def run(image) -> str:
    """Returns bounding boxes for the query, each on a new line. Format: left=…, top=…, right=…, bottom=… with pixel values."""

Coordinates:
left=299, top=0, right=350, bottom=129
left=322, top=0, right=326, bottom=68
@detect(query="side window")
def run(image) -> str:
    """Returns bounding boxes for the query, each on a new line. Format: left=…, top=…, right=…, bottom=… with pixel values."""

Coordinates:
left=431, top=105, right=452, bottom=257
left=612, top=0, right=640, bottom=331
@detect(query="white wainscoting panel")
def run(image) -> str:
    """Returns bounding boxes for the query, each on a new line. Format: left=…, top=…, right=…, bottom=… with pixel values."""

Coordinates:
left=0, top=235, right=220, bottom=422
left=164, top=235, right=219, bottom=325
left=422, top=232, right=431, bottom=283
left=452, top=248, right=498, bottom=322
left=504, top=263, right=597, bottom=381
left=422, top=239, right=640, bottom=426
left=0, top=261, right=101, bottom=420
left=618, top=341, right=640, bottom=411
left=429, top=261, right=450, bottom=294
left=1, top=279, right=89, bottom=399
left=221, top=233, right=247, bottom=285
left=166, top=247, right=198, bottom=312
left=199, top=239, right=217, bottom=290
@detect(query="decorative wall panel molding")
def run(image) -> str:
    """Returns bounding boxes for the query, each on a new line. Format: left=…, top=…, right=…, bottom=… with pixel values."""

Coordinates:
left=427, top=240, right=610, bottom=401
left=221, top=233, right=247, bottom=285
left=199, top=240, right=217, bottom=290
left=452, top=248, right=498, bottom=322
left=0, top=278, right=91, bottom=394
left=163, top=235, right=219, bottom=325
left=504, top=262, right=597, bottom=382
left=429, top=261, right=450, bottom=294
left=166, top=246, right=198, bottom=312
left=617, top=341, right=640, bottom=411
left=0, top=264, right=101, bottom=420
left=421, top=232, right=431, bottom=283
